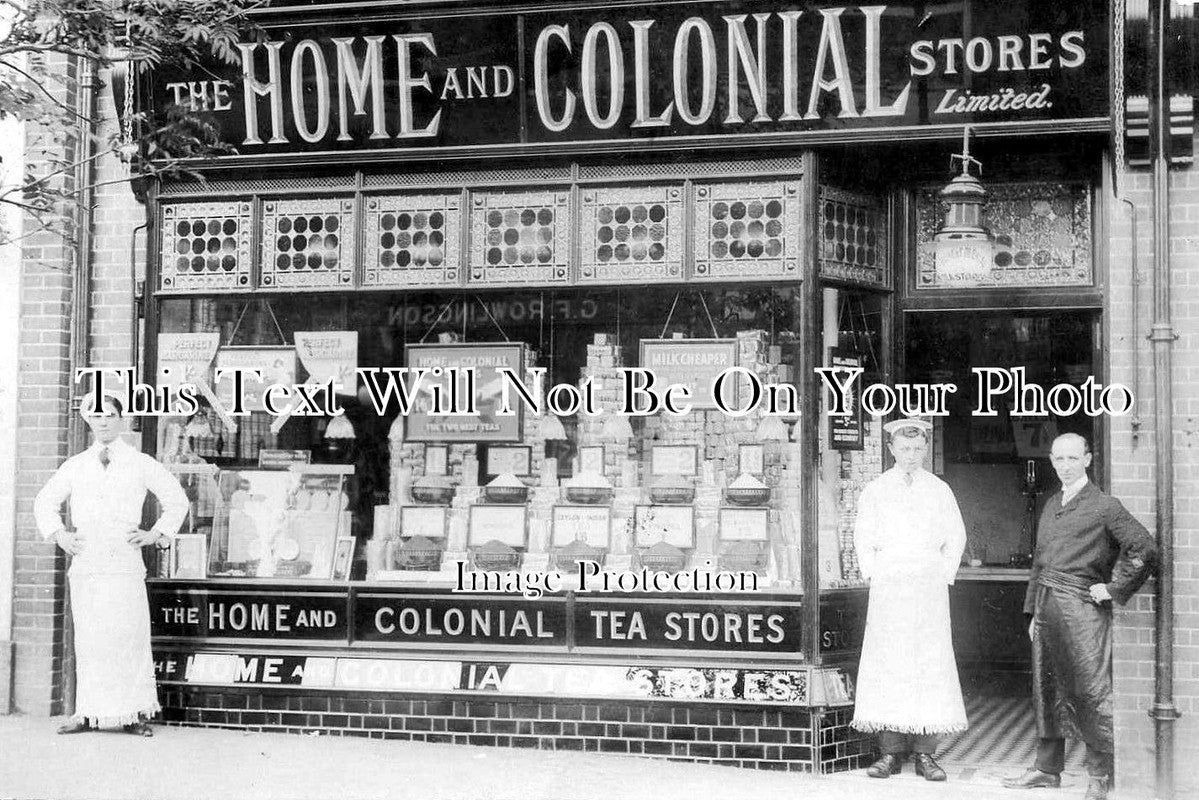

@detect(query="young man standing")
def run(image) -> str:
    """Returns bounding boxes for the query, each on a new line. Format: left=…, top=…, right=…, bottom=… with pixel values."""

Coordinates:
left=1004, top=433, right=1157, bottom=800
left=852, top=418, right=968, bottom=781
left=34, top=393, right=188, bottom=736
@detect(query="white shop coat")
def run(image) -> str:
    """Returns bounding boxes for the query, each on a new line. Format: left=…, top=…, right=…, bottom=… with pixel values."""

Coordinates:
left=34, top=437, right=189, bottom=573
left=851, top=467, right=968, bottom=735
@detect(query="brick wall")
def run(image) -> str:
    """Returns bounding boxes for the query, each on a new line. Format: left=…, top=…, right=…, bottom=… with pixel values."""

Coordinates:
left=158, top=687, right=867, bottom=772
left=1107, top=160, right=1199, bottom=797
left=11, top=54, right=80, bottom=716
left=9, top=57, right=146, bottom=715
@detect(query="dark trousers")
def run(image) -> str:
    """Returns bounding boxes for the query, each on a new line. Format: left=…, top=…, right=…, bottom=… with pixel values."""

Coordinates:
left=1031, top=583, right=1115, bottom=778
left=879, top=730, right=940, bottom=755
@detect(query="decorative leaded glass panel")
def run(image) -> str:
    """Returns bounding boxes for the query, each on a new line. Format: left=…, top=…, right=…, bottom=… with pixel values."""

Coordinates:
left=818, top=187, right=889, bottom=288
left=579, top=186, right=683, bottom=283
left=363, top=193, right=460, bottom=287
left=691, top=181, right=801, bottom=282
left=260, top=198, right=356, bottom=289
left=468, top=190, right=571, bottom=285
left=915, top=182, right=1093, bottom=289
left=159, top=201, right=253, bottom=292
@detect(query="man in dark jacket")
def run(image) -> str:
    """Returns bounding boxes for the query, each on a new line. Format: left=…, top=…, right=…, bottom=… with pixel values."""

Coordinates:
left=1003, top=433, right=1157, bottom=800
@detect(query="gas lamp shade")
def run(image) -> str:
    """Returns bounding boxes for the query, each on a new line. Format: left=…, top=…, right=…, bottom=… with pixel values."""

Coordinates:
left=324, top=414, right=357, bottom=440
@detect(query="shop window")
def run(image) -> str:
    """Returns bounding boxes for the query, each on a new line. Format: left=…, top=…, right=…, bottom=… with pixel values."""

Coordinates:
left=259, top=198, right=356, bottom=289
left=154, top=287, right=806, bottom=591
left=363, top=193, right=461, bottom=287
left=578, top=185, right=684, bottom=283
left=915, top=182, right=1092, bottom=289
left=692, top=181, right=801, bottom=281
left=818, top=187, right=889, bottom=288
left=158, top=201, right=253, bottom=292
left=468, top=189, right=571, bottom=285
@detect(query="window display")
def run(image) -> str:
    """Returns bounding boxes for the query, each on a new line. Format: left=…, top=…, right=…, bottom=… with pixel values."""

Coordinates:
left=155, top=285, right=805, bottom=591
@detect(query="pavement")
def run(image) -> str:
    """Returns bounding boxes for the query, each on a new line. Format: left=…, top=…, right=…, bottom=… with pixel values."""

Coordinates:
left=0, top=714, right=1131, bottom=800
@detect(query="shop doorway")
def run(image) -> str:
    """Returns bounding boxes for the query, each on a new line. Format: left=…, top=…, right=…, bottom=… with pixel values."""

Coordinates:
left=901, top=309, right=1099, bottom=778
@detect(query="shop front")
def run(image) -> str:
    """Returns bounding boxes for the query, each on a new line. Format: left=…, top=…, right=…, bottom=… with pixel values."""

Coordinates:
left=136, top=0, right=1115, bottom=772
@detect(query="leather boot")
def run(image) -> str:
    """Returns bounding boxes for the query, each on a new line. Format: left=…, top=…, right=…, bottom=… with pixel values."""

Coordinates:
left=913, top=753, right=947, bottom=781
left=1002, top=768, right=1062, bottom=789
left=1083, top=776, right=1109, bottom=800
left=866, top=753, right=903, bottom=778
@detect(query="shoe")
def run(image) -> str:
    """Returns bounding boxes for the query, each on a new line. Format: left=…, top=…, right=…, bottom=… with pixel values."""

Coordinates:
left=913, top=753, right=947, bottom=781
left=867, top=754, right=903, bottom=778
left=1002, top=769, right=1062, bottom=789
left=122, top=721, right=154, bottom=737
left=56, top=720, right=91, bottom=735
left=1083, top=776, right=1109, bottom=800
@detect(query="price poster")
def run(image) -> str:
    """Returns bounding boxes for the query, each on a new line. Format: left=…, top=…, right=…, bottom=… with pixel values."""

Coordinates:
left=552, top=505, right=612, bottom=548
left=633, top=505, right=695, bottom=549
left=827, top=349, right=864, bottom=451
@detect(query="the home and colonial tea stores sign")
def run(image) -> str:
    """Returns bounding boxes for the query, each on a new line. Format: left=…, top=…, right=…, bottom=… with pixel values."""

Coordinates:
left=150, top=0, right=1110, bottom=162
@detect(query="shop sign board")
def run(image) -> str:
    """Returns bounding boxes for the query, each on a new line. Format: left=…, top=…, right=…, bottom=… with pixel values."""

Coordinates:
left=150, top=583, right=813, bottom=658
left=147, top=0, right=1110, bottom=162
left=404, top=342, right=524, bottom=442
left=572, top=599, right=800, bottom=654
left=153, top=651, right=814, bottom=704
left=150, top=586, right=349, bottom=641
left=354, top=593, right=569, bottom=647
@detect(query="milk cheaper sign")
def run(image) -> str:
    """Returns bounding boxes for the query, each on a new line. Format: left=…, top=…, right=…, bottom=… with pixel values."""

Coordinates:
left=150, top=0, right=1109, bottom=158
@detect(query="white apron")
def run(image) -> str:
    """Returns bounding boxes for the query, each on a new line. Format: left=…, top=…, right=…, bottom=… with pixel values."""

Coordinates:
left=34, top=438, right=188, bottom=725
left=851, top=467, right=968, bottom=735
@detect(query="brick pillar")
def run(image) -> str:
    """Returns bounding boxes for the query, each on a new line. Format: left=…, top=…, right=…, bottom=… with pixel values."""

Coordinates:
left=1107, top=162, right=1199, bottom=796
left=10, top=54, right=80, bottom=716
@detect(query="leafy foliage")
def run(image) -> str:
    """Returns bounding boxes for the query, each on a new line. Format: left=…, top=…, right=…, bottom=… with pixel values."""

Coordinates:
left=0, top=0, right=266, bottom=245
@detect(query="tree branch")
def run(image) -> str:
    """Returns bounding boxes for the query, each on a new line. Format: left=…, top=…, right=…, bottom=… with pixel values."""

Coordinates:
left=0, top=58, right=93, bottom=123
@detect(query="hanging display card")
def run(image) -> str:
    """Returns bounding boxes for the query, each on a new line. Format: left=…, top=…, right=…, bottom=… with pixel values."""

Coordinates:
left=639, top=339, right=738, bottom=410
left=406, top=343, right=524, bottom=442
left=551, top=505, right=612, bottom=548
left=719, top=507, right=771, bottom=542
left=827, top=349, right=865, bottom=451
left=468, top=505, right=528, bottom=548
left=400, top=506, right=449, bottom=540
left=215, top=346, right=296, bottom=413
left=271, top=331, right=358, bottom=433
left=156, top=332, right=237, bottom=432
left=634, top=505, right=695, bottom=549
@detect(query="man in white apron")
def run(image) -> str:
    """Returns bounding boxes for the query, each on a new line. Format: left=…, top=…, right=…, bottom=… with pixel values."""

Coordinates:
left=34, top=393, right=188, bottom=736
left=851, top=418, right=968, bottom=780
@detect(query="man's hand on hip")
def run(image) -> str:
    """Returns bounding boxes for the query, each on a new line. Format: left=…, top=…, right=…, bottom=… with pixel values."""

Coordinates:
left=126, top=528, right=163, bottom=547
left=1089, top=583, right=1112, bottom=604
left=54, top=529, right=84, bottom=556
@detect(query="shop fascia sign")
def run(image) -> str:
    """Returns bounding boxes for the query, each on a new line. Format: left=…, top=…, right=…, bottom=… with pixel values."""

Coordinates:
left=150, top=0, right=1109, bottom=160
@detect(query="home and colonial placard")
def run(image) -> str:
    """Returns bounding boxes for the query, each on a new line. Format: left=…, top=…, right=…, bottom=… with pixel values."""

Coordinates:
left=405, top=343, right=524, bottom=442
